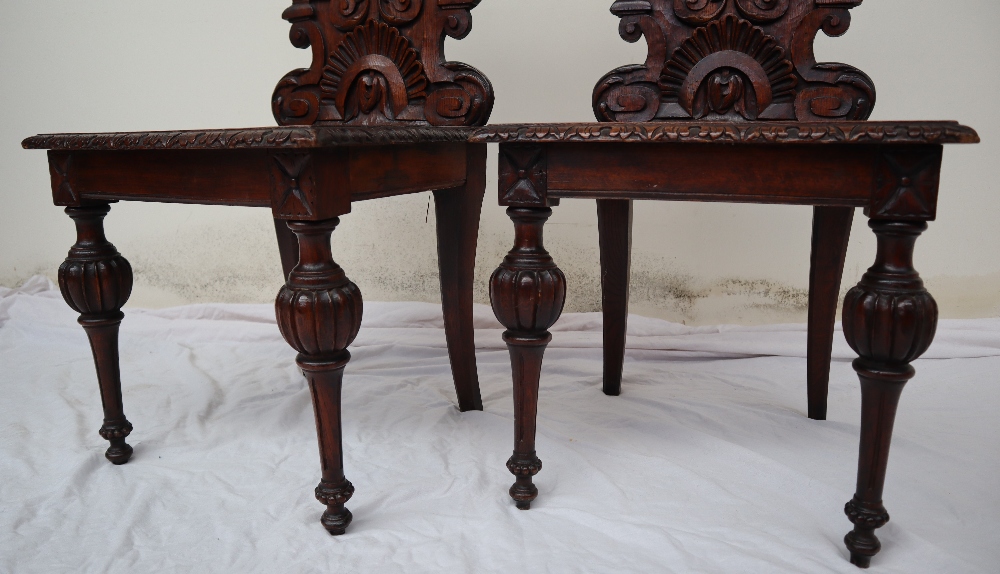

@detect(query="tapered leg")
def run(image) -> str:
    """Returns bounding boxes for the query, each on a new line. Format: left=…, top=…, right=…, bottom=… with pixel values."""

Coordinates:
left=275, top=218, right=363, bottom=535
left=273, top=217, right=299, bottom=281
left=433, top=144, right=487, bottom=412
left=841, top=220, right=937, bottom=568
left=58, top=204, right=135, bottom=464
left=490, top=207, right=566, bottom=509
left=597, top=199, right=633, bottom=397
left=806, top=206, right=854, bottom=420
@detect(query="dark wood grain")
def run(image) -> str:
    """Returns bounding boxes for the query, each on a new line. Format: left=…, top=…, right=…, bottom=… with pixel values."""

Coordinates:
left=485, top=2, right=976, bottom=568
left=806, top=206, right=854, bottom=420
left=275, top=218, right=363, bottom=535
left=841, top=220, right=937, bottom=567
left=544, top=142, right=877, bottom=205
left=597, top=199, right=633, bottom=397
left=490, top=207, right=566, bottom=509
left=434, top=143, right=487, bottom=412
left=350, top=143, right=467, bottom=201
left=273, top=219, right=299, bottom=281
left=27, top=0, right=495, bottom=537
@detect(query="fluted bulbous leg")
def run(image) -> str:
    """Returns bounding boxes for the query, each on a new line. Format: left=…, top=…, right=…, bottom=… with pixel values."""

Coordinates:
left=490, top=207, right=566, bottom=510
left=59, top=204, right=134, bottom=464
left=275, top=218, right=363, bottom=535
left=841, top=220, right=937, bottom=568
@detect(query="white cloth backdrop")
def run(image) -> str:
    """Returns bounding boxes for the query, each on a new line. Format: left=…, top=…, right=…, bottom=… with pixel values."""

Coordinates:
left=1, top=277, right=997, bottom=573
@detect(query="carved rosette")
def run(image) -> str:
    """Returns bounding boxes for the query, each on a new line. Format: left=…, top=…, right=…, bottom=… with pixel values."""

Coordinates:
left=58, top=205, right=133, bottom=320
left=844, top=498, right=890, bottom=530
left=594, top=0, right=875, bottom=122
left=275, top=220, right=362, bottom=360
left=842, top=222, right=937, bottom=366
left=315, top=479, right=356, bottom=507
left=273, top=0, right=493, bottom=127
left=489, top=209, right=566, bottom=337
left=98, top=421, right=134, bottom=441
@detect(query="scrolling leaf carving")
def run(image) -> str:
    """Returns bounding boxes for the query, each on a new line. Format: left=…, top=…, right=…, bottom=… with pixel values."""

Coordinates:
left=595, top=0, right=875, bottom=122
left=274, top=0, right=493, bottom=127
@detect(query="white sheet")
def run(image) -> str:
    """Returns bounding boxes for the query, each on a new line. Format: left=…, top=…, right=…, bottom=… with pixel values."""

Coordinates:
left=1, top=277, right=997, bottom=573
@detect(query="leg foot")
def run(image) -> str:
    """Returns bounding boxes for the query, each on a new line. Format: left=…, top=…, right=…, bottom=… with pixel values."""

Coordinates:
left=316, top=478, right=355, bottom=535
left=100, top=420, right=134, bottom=464
left=507, top=451, right=543, bottom=510
left=844, top=496, right=888, bottom=569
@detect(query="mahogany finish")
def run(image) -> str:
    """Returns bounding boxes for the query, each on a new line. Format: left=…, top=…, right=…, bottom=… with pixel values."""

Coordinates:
left=24, top=0, right=493, bottom=535
left=489, top=207, right=566, bottom=509
left=597, top=199, right=633, bottom=396
left=481, top=0, right=978, bottom=567
left=807, top=206, right=853, bottom=420
left=58, top=203, right=135, bottom=465
left=594, top=0, right=875, bottom=123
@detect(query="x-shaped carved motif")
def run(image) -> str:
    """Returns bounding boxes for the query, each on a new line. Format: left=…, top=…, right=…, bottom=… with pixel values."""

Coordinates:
left=272, top=153, right=315, bottom=218
left=871, top=149, right=941, bottom=220
left=499, top=145, right=548, bottom=206
left=50, top=153, right=77, bottom=205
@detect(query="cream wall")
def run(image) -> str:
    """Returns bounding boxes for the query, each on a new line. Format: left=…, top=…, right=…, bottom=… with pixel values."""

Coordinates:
left=2, top=0, right=998, bottom=325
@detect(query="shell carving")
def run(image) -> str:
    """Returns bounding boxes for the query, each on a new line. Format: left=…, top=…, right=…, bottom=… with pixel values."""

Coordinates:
left=661, top=15, right=796, bottom=119
left=321, top=19, right=428, bottom=123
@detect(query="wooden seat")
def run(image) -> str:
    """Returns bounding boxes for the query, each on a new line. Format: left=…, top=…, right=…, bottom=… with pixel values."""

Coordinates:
left=23, top=0, right=494, bottom=536
left=479, top=1, right=978, bottom=568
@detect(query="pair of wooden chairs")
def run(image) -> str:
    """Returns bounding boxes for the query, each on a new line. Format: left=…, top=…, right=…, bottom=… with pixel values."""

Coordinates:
left=24, top=0, right=977, bottom=568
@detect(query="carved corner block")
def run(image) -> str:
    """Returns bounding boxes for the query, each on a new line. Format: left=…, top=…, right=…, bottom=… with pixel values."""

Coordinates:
left=49, top=151, right=79, bottom=206
left=498, top=145, right=556, bottom=207
left=868, top=147, right=943, bottom=221
left=269, top=150, right=351, bottom=221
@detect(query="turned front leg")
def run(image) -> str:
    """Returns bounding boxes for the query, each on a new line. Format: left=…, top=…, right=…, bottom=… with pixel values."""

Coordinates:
left=841, top=220, right=937, bottom=568
left=275, top=218, right=362, bottom=535
left=59, top=204, right=134, bottom=464
left=490, top=207, right=566, bottom=509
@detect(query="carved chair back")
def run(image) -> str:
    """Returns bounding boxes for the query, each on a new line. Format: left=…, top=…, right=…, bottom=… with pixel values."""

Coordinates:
left=273, top=0, right=494, bottom=127
left=593, top=0, right=875, bottom=123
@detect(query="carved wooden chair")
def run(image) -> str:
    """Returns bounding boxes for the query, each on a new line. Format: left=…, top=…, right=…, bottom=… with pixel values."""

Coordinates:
left=23, top=0, right=493, bottom=536
left=474, top=0, right=978, bottom=567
